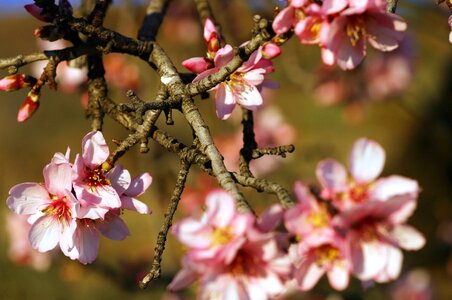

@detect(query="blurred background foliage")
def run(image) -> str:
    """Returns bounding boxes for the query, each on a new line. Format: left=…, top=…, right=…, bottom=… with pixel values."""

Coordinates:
left=0, top=0, right=451, bottom=299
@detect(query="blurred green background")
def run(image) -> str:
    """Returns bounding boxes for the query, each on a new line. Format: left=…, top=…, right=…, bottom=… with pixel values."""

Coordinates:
left=0, top=0, right=451, bottom=299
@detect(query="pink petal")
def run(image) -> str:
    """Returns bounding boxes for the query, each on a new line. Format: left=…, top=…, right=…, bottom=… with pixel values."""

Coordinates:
left=370, top=175, right=418, bottom=202
left=257, top=204, right=284, bottom=232
left=172, top=218, right=212, bottom=248
left=168, top=268, right=198, bottom=291
left=235, top=80, right=263, bottom=109
left=43, top=161, right=73, bottom=196
left=97, top=215, right=130, bottom=240
left=316, top=159, right=348, bottom=194
left=125, top=172, right=153, bottom=197
left=349, top=138, right=385, bottom=183
left=29, top=215, right=60, bottom=252
left=366, top=12, right=407, bottom=52
left=121, top=196, right=151, bottom=214
left=387, top=224, right=425, bottom=250
left=215, top=84, right=236, bottom=120
left=7, top=183, right=50, bottom=215
left=327, top=263, right=350, bottom=290
left=374, top=245, right=403, bottom=283
left=73, top=223, right=100, bottom=264
left=295, top=258, right=326, bottom=291
left=272, top=6, right=295, bottom=34
left=243, top=68, right=265, bottom=86
left=214, top=45, right=234, bottom=68
left=182, top=57, right=211, bottom=74
left=81, top=131, right=109, bottom=168
left=322, top=0, right=348, bottom=14
left=107, top=165, right=131, bottom=195
left=350, top=235, right=387, bottom=280
left=206, top=190, right=236, bottom=228
left=203, top=18, right=217, bottom=41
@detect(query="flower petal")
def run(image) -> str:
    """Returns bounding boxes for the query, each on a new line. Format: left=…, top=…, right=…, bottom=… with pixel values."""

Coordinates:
left=124, top=172, right=152, bottom=197
left=7, top=183, right=50, bottom=215
left=316, top=159, right=348, bottom=194
left=349, top=138, right=385, bottom=183
left=97, top=214, right=130, bottom=240
left=387, top=224, right=425, bottom=250
left=81, top=131, right=109, bottom=168
left=29, top=215, right=60, bottom=252
left=215, top=84, right=236, bottom=120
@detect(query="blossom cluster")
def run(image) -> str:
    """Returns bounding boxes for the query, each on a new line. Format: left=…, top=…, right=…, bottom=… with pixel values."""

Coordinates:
left=169, top=138, right=425, bottom=298
left=6, top=131, right=152, bottom=264
left=273, top=0, right=407, bottom=70
left=183, top=18, right=280, bottom=120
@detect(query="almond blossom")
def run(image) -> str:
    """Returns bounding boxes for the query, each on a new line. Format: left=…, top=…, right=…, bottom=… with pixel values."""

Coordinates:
left=171, top=190, right=254, bottom=265
left=169, top=190, right=291, bottom=299
left=289, top=228, right=351, bottom=291
left=333, top=191, right=425, bottom=282
left=5, top=213, right=52, bottom=271
left=320, top=0, right=407, bottom=70
left=316, top=137, right=418, bottom=211
left=72, top=131, right=129, bottom=219
left=273, top=0, right=407, bottom=70
left=7, top=150, right=78, bottom=256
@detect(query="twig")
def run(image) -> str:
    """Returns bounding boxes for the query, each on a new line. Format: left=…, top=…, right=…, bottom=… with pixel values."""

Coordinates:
left=139, top=159, right=192, bottom=289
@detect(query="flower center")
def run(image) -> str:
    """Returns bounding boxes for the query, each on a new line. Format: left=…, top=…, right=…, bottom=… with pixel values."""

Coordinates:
left=315, top=245, right=340, bottom=267
left=307, top=205, right=330, bottom=228
left=348, top=182, right=369, bottom=204
left=42, top=195, right=72, bottom=222
left=211, top=226, right=233, bottom=246
left=85, top=167, right=110, bottom=191
left=346, top=17, right=366, bottom=47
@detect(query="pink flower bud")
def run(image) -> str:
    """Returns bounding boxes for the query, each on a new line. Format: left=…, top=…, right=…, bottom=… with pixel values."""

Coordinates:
left=203, top=18, right=217, bottom=42
left=182, top=57, right=212, bottom=74
left=17, top=92, right=40, bottom=123
left=24, top=4, right=53, bottom=22
left=0, top=74, right=36, bottom=92
left=262, top=43, right=282, bottom=60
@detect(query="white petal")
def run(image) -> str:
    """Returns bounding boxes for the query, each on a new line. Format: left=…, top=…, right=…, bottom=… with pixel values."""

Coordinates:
left=29, top=216, right=60, bottom=252
left=388, top=224, right=426, bottom=250
left=7, top=183, right=50, bottom=215
left=349, top=138, right=385, bottom=183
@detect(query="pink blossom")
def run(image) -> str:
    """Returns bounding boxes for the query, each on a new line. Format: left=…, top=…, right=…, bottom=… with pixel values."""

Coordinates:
left=169, top=194, right=291, bottom=299
left=64, top=210, right=131, bottom=264
left=316, top=137, right=418, bottom=211
left=290, top=228, right=351, bottom=291
left=7, top=152, right=78, bottom=256
left=171, top=190, right=254, bottom=265
left=285, top=182, right=332, bottom=238
left=193, top=45, right=269, bottom=119
left=320, top=0, right=407, bottom=70
left=332, top=195, right=425, bottom=282
left=5, top=213, right=52, bottom=271
left=72, top=131, right=129, bottom=219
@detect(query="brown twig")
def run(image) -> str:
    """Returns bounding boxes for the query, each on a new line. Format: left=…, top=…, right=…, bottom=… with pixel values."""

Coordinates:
left=139, top=159, right=192, bottom=289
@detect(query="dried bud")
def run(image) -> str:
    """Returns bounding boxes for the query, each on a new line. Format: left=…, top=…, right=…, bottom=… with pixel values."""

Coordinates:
left=262, top=42, right=282, bottom=60
left=24, top=4, right=54, bottom=22
left=0, top=74, right=37, bottom=92
left=17, top=91, right=40, bottom=123
left=34, top=25, right=64, bottom=42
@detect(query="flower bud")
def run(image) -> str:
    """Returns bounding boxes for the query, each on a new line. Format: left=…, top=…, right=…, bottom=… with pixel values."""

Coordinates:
left=24, top=4, right=53, bottom=22
left=182, top=57, right=213, bottom=74
left=17, top=91, right=40, bottom=123
left=0, top=74, right=37, bottom=92
left=262, top=43, right=282, bottom=60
